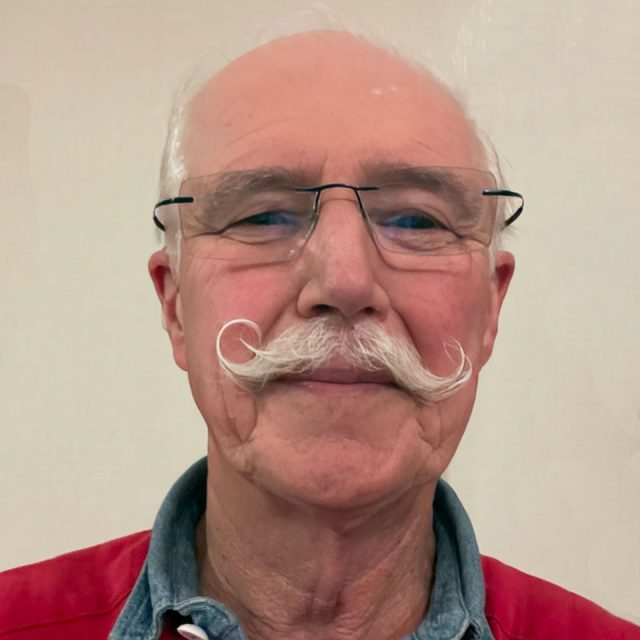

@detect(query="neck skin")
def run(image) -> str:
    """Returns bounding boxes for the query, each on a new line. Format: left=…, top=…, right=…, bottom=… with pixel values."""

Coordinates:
left=196, top=451, right=437, bottom=640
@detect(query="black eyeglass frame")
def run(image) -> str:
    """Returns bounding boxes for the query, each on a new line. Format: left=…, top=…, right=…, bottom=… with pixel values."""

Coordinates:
left=152, top=183, right=524, bottom=235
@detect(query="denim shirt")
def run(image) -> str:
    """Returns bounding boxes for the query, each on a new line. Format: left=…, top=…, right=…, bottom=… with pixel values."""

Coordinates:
left=110, top=458, right=494, bottom=640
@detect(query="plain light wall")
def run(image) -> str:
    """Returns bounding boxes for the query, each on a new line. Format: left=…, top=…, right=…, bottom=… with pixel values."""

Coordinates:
left=1, top=0, right=638, bottom=624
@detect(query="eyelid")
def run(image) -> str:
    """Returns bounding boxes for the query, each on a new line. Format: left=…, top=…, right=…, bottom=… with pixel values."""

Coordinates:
left=377, top=211, right=446, bottom=229
left=237, top=210, right=304, bottom=223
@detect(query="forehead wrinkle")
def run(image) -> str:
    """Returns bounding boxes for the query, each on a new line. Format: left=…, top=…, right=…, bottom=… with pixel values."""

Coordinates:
left=408, top=133, right=485, bottom=168
left=183, top=112, right=299, bottom=175
left=199, top=118, right=299, bottom=151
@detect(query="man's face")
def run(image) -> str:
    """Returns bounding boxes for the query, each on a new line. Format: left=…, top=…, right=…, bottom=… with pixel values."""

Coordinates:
left=151, top=32, right=514, bottom=508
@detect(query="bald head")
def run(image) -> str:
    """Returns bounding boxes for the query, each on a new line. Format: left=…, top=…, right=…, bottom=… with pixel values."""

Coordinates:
left=185, top=31, right=485, bottom=178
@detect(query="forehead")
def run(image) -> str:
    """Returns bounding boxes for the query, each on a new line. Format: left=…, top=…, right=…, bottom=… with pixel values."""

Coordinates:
left=184, top=31, right=484, bottom=180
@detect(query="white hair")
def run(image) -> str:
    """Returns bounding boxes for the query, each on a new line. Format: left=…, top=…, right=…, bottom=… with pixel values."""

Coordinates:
left=156, top=6, right=510, bottom=266
left=215, top=317, right=471, bottom=405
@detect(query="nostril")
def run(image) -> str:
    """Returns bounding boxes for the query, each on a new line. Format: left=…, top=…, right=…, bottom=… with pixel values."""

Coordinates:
left=310, top=304, right=378, bottom=318
left=314, top=304, right=333, bottom=314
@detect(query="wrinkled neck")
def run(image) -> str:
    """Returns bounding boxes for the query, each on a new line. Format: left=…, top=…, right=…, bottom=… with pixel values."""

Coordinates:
left=196, top=459, right=437, bottom=640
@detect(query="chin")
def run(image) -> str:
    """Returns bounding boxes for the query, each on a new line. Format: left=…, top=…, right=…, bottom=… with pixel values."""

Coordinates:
left=247, top=430, right=434, bottom=513
left=207, top=382, right=465, bottom=510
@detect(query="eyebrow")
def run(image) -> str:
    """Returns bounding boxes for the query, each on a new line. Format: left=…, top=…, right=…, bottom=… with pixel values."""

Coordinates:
left=360, top=163, right=475, bottom=193
left=186, top=168, right=323, bottom=218
left=188, top=167, right=317, bottom=198
left=378, top=161, right=488, bottom=195
left=360, top=163, right=491, bottom=225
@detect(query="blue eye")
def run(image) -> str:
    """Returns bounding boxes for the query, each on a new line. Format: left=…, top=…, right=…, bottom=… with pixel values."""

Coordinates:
left=221, top=208, right=308, bottom=243
left=380, top=212, right=443, bottom=230
left=236, top=211, right=301, bottom=227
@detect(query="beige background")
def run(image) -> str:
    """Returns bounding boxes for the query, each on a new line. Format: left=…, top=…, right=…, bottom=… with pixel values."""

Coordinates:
left=1, top=0, right=639, bottom=624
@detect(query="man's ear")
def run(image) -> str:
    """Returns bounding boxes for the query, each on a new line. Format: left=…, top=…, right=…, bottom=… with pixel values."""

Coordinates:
left=149, top=250, right=187, bottom=371
left=481, top=250, right=515, bottom=366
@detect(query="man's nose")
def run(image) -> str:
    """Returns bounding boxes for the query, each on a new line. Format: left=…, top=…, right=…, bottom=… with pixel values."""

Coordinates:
left=295, top=194, right=391, bottom=322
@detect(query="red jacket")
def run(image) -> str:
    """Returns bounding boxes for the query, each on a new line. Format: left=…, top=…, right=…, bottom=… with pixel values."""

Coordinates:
left=1, top=531, right=638, bottom=639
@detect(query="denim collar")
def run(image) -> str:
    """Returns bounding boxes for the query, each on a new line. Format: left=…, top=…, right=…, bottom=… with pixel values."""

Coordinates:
left=110, top=458, right=493, bottom=640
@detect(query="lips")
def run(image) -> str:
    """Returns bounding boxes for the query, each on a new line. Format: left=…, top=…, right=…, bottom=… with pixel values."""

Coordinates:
left=281, top=367, right=396, bottom=386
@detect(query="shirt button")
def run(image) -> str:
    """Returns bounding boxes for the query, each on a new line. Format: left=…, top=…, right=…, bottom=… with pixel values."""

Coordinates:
left=177, top=623, right=209, bottom=640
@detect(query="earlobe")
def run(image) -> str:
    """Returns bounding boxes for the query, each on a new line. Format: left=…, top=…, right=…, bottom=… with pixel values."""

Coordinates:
left=148, top=250, right=187, bottom=371
left=481, top=251, right=515, bottom=365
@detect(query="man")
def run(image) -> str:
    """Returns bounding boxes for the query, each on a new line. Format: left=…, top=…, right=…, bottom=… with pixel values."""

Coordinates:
left=1, top=28, right=638, bottom=640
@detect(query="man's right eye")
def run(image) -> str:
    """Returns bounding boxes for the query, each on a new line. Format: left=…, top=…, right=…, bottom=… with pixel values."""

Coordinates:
left=219, top=209, right=307, bottom=242
left=232, top=211, right=301, bottom=227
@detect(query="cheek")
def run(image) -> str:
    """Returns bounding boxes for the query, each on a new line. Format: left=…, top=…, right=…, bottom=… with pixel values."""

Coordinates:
left=413, top=377, right=479, bottom=477
left=178, top=261, right=300, bottom=451
left=179, top=259, right=301, bottom=378
left=182, top=260, right=294, bottom=331
left=392, top=268, right=491, bottom=371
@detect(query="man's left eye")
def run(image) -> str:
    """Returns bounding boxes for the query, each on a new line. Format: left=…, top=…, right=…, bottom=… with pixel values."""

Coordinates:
left=378, top=211, right=445, bottom=230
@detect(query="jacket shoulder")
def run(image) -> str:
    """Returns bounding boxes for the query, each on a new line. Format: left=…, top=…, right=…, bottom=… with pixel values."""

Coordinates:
left=0, top=531, right=150, bottom=639
left=481, top=555, right=640, bottom=640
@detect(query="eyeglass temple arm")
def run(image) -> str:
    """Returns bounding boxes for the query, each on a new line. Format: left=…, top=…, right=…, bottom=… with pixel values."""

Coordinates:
left=153, top=196, right=195, bottom=232
left=482, top=189, right=524, bottom=227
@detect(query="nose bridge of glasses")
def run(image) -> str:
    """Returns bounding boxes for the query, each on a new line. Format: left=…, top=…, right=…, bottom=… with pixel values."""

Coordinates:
left=291, top=184, right=376, bottom=259
left=311, top=183, right=371, bottom=229
left=296, top=184, right=384, bottom=268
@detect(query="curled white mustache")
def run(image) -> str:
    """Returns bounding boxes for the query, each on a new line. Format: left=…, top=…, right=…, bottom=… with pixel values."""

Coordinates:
left=216, top=317, right=471, bottom=404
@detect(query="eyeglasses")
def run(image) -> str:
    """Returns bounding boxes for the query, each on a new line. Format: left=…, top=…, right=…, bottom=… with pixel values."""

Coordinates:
left=153, top=166, right=524, bottom=269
